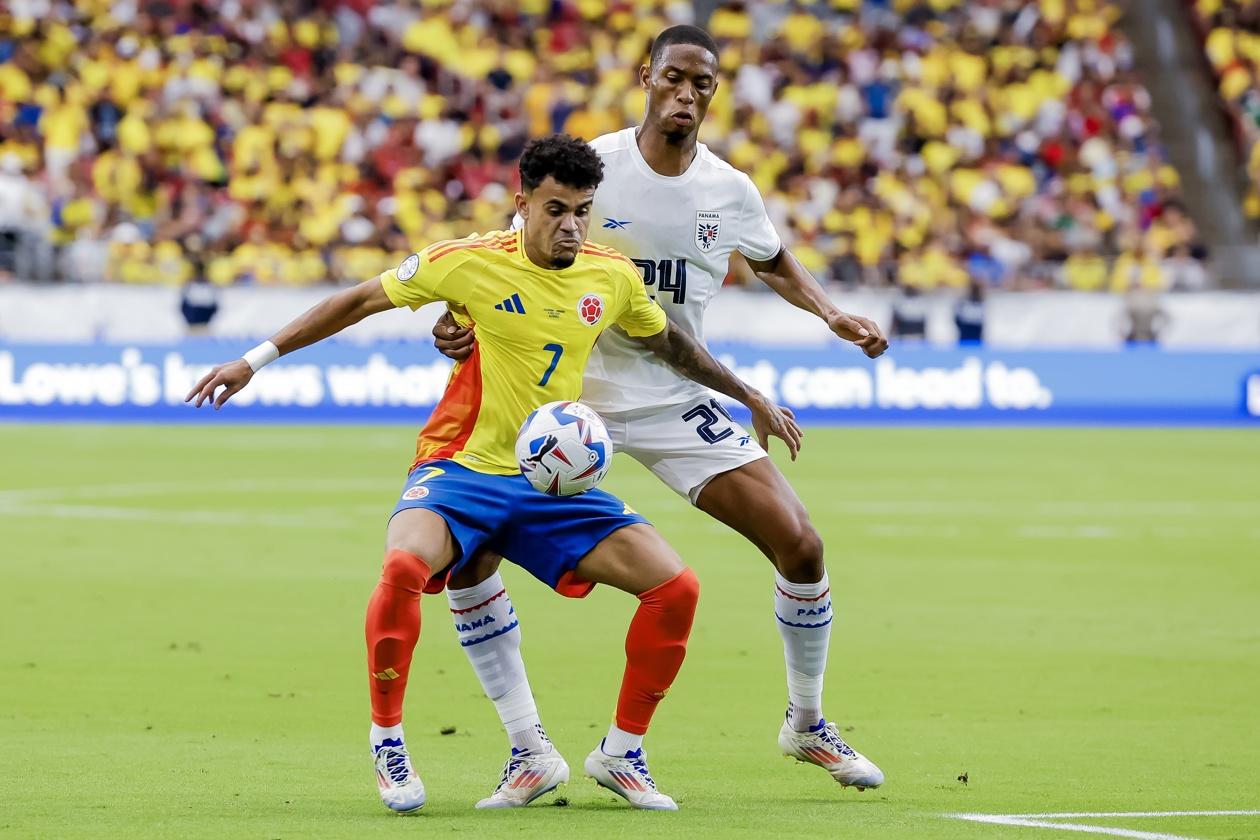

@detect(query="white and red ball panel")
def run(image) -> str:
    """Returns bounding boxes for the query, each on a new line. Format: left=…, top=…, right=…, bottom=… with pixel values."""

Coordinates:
left=515, top=401, right=612, bottom=496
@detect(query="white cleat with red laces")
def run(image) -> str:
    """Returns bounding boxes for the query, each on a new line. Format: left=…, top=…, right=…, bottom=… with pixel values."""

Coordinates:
left=778, top=717, right=885, bottom=790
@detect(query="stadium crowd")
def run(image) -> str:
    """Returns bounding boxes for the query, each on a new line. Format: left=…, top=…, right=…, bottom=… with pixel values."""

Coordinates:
left=1190, top=0, right=1260, bottom=220
left=0, top=0, right=1209, bottom=292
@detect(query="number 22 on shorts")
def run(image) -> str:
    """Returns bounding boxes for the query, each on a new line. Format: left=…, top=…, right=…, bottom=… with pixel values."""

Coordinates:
left=683, top=399, right=735, bottom=444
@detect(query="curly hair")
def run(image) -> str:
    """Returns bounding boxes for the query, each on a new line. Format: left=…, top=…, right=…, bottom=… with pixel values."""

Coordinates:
left=649, top=25, right=719, bottom=68
left=518, top=134, right=605, bottom=193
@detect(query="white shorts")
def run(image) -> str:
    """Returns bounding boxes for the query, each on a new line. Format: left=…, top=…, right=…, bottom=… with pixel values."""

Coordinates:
left=599, top=397, right=768, bottom=504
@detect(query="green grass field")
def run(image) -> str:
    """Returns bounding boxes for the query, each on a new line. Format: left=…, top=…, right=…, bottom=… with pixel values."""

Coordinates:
left=1, top=425, right=1258, bottom=840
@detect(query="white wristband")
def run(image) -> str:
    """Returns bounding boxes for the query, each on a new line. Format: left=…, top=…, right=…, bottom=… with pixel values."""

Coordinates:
left=242, top=341, right=280, bottom=372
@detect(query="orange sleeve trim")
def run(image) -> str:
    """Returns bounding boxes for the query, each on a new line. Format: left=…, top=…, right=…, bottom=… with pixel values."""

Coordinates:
left=428, top=241, right=486, bottom=263
left=581, top=245, right=635, bottom=267
left=584, top=243, right=624, bottom=256
left=430, top=233, right=518, bottom=262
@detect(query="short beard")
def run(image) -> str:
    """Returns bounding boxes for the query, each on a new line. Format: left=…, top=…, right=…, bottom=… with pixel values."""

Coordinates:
left=551, top=252, right=576, bottom=270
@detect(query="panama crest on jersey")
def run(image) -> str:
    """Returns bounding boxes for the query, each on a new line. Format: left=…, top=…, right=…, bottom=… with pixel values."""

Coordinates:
left=696, top=211, right=721, bottom=252
left=578, top=293, right=604, bottom=326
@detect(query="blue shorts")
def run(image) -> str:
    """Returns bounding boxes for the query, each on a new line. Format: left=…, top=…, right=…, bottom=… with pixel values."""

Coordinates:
left=390, top=460, right=649, bottom=595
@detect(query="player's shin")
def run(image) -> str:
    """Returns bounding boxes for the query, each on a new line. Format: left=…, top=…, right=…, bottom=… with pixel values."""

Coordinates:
left=366, top=549, right=432, bottom=732
left=607, top=567, right=700, bottom=755
left=446, top=573, right=549, bottom=755
left=774, top=570, right=833, bottom=732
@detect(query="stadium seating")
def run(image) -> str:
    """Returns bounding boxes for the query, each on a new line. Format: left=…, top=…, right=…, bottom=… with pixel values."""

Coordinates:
left=1187, top=0, right=1260, bottom=219
left=0, top=0, right=1205, bottom=290
left=706, top=0, right=1204, bottom=291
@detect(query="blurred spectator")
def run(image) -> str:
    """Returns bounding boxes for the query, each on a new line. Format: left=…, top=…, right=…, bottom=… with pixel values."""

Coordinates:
left=180, top=270, right=220, bottom=336
left=954, top=280, right=986, bottom=344
left=1109, top=245, right=1165, bottom=292
left=0, top=154, right=52, bottom=281
left=1063, top=247, right=1108, bottom=291
left=1162, top=243, right=1209, bottom=291
left=890, top=284, right=928, bottom=340
left=828, top=232, right=863, bottom=288
left=1121, top=282, right=1167, bottom=344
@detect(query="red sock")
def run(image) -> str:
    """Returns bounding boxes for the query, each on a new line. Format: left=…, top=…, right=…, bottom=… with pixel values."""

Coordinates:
left=616, top=567, right=700, bottom=735
left=365, top=550, right=432, bottom=727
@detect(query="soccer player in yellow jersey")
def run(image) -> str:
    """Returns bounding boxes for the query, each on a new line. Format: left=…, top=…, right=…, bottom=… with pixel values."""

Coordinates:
left=186, top=135, right=799, bottom=813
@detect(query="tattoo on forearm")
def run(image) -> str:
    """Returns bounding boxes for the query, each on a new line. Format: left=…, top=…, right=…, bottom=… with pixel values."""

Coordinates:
left=651, top=325, right=747, bottom=402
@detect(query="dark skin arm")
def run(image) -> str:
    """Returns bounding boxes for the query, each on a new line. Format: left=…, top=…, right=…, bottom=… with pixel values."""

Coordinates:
left=435, top=250, right=888, bottom=360
left=637, top=319, right=803, bottom=459
left=745, top=248, right=889, bottom=358
left=431, top=310, right=802, bottom=458
left=185, top=278, right=394, bottom=409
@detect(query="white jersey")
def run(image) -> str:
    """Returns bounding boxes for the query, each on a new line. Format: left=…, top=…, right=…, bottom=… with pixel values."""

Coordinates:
left=518, top=127, right=782, bottom=414
left=583, top=128, right=782, bottom=412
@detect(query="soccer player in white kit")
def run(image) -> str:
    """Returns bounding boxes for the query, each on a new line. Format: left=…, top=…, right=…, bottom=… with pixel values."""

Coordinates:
left=433, top=25, right=890, bottom=809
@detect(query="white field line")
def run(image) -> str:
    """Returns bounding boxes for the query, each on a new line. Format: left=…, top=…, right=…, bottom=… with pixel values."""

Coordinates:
left=947, top=810, right=1260, bottom=840
left=0, top=478, right=393, bottom=505
left=1000, top=812, right=1260, bottom=819
left=818, top=501, right=1259, bottom=517
left=951, top=815, right=1191, bottom=840
left=861, top=524, right=1253, bottom=539
left=0, top=503, right=363, bottom=528
left=2, top=481, right=1257, bottom=533
left=864, top=524, right=964, bottom=537
left=1018, top=526, right=1125, bottom=539
left=0, top=479, right=393, bottom=528
left=0, top=484, right=1252, bottom=517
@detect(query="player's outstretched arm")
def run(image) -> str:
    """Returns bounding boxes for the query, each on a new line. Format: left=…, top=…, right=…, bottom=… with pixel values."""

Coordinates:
left=185, top=277, right=395, bottom=410
left=637, top=321, right=803, bottom=460
left=746, top=248, right=889, bottom=359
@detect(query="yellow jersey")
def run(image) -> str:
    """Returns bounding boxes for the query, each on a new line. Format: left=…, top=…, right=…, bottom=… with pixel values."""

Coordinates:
left=381, top=228, right=667, bottom=475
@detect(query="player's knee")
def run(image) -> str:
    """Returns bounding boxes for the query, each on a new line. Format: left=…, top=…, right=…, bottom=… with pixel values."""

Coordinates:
left=777, top=521, right=825, bottom=582
left=663, top=566, right=700, bottom=613
left=380, top=549, right=433, bottom=595
left=447, top=549, right=502, bottom=589
left=678, top=565, right=701, bottom=602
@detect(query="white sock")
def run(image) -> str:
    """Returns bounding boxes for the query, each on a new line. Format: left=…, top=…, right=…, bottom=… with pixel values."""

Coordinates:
left=370, top=723, right=404, bottom=751
left=602, top=724, right=643, bottom=757
left=508, top=723, right=549, bottom=755
left=447, top=573, right=544, bottom=744
left=774, top=570, right=831, bottom=731
left=495, top=685, right=544, bottom=742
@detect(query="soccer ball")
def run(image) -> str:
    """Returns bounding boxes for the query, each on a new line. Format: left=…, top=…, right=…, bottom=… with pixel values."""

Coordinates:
left=516, top=401, right=612, bottom=496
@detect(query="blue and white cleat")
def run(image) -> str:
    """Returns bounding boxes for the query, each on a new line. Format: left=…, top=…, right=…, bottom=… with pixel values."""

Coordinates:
left=374, top=738, right=426, bottom=813
left=778, top=718, right=885, bottom=790
left=476, top=747, right=570, bottom=808
left=583, top=741, right=678, bottom=810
